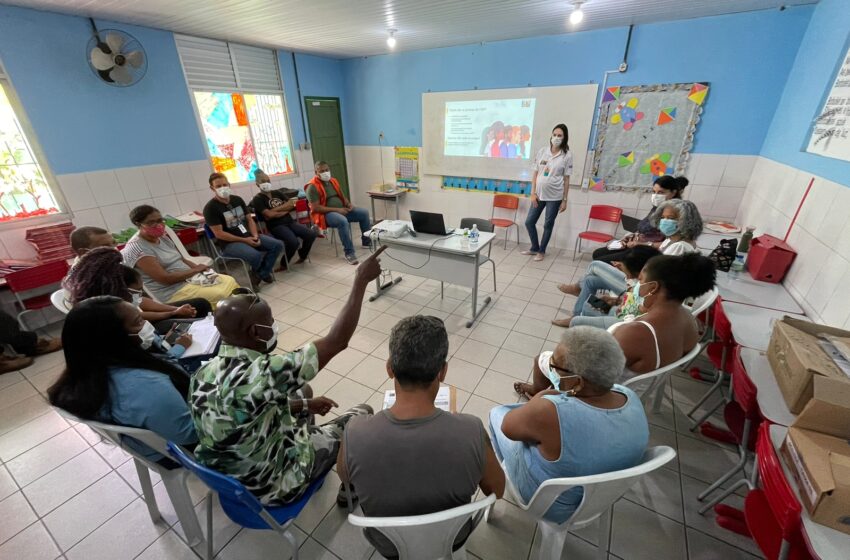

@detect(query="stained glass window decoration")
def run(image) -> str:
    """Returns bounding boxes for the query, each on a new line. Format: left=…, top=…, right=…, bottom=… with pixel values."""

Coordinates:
left=0, top=82, right=61, bottom=222
left=194, top=91, right=295, bottom=183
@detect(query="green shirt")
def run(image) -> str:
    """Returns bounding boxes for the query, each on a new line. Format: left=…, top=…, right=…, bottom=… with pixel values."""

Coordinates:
left=189, top=342, right=319, bottom=504
left=305, top=180, right=344, bottom=208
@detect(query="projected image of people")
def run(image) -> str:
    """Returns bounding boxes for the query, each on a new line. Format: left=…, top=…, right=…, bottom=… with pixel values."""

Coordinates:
left=444, top=98, right=536, bottom=159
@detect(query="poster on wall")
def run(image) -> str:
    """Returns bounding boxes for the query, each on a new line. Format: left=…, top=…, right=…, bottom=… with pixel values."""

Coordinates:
left=591, top=82, right=709, bottom=191
left=806, top=39, right=850, bottom=162
left=394, top=147, right=420, bottom=192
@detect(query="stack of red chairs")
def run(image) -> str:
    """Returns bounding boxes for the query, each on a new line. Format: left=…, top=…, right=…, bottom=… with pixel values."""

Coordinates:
left=25, top=222, right=76, bottom=262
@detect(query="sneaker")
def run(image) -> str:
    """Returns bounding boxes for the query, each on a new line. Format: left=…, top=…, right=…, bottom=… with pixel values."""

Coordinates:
left=337, top=482, right=359, bottom=508
left=0, top=354, right=33, bottom=375
left=519, top=250, right=538, bottom=255
left=260, top=274, right=275, bottom=284
left=345, top=253, right=359, bottom=265
left=34, top=338, right=62, bottom=356
left=533, top=253, right=545, bottom=262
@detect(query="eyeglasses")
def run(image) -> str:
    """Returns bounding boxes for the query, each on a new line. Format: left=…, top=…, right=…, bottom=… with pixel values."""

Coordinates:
left=141, top=218, right=165, bottom=226
left=549, top=357, right=574, bottom=377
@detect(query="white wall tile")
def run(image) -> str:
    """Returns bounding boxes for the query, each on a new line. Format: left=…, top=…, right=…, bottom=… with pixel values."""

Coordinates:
left=70, top=208, right=106, bottom=230
left=719, top=155, right=756, bottom=188
left=99, top=202, right=132, bottom=233
left=114, top=167, right=151, bottom=202
left=815, top=183, right=850, bottom=248
left=174, top=191, right=201, bottom=215
left=806, top=255, right=849, bottom=317
left=142, top=165, right=174, bottom=198
left=189, top=160, right=212, bottom=188
left=693, top=154, right=728, bottom=186
left=687, top=185, right=718, bottom=214
left=57, top=174, right=95, bottom=212
left=0, top=229, right=36, bottom=260
left=710, top=186, right=745, bottom=220
left=166, top=162, right=196, bottom=193
left=84, top=170, right=124, bottom=206
left=796, top=176, right=838, bottom=235
left=151, top=195, right=180, bottom=217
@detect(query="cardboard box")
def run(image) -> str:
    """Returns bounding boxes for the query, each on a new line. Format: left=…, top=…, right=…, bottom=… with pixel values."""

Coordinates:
left=767, top=316, right=850, bottom=413
left=781, top=376, right=850, bottom=534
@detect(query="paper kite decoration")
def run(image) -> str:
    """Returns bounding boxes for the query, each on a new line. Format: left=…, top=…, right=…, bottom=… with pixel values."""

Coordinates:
left=617, top=151, right=635, bottom=167
left=657, top=107, right=677, bottom=126
left=602, top=86, right=621, bottom=104
left=640, top=153, right=673, bottom=178
left=688, top=83, right=708, bottom=106
left=589, top=177, right=605, bottom=192
left=610, top=98, right=644, bottom=130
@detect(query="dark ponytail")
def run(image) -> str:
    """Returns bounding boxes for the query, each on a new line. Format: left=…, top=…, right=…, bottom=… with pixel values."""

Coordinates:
left=654, top=175, right=689, bottom=199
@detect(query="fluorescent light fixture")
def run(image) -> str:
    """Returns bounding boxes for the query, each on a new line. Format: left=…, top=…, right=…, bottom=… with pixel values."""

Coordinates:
left=387, top=29, right=397, bottom=49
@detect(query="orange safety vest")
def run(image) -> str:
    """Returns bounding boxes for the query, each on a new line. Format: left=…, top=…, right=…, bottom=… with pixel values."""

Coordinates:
left=307, top=176, right=348, bottom=230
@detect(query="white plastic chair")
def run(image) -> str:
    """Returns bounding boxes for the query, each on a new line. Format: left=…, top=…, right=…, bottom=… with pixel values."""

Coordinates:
left=621, top=343, right=703, bottom=413
left=55, top=408, right=208, bottom=551
left=51, top=289, right=71, bottom=314
left=493, top=446, right=676, bottom=560
left=686, top=286, right=719, bottom=318
left=348, top=493, right=496, bottom=560
left=165, top=226, right=213, bottom=267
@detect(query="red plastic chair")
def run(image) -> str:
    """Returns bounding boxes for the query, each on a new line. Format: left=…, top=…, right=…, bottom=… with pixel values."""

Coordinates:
left=716, top=423, right=813, bottom=560
left=687, top=297, right=738, bottom=434
left=5, top=259, right=70, bottom=330
left=172, top=227, right=202, bottom=256
left=295, top=198, right=312, bottom=227
left=697, top=346, right=762, bottom=513
left=490, top=194, right=520, bottom=249
left=572, top=205, right=623, bottom=260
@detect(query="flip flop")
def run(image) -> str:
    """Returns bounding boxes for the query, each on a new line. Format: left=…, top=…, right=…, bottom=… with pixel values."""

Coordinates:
left=513, top=381, right=535, bottom=400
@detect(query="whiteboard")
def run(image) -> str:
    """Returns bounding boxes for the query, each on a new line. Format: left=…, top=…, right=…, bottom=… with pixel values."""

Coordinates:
left=806, top=39, right=850, bottom=161
left=422, top=85, right=598, bottom=183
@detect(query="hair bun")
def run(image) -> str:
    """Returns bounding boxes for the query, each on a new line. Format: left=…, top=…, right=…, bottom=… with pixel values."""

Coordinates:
left=675, top=176, right=690, bottom=190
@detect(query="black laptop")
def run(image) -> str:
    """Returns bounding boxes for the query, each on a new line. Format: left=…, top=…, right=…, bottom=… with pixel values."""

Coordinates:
left=410, top=210, right=454, bottom=235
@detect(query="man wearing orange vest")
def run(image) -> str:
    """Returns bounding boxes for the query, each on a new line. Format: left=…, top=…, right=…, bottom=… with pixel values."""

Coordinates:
left=306, top=161, right=371, bottom=265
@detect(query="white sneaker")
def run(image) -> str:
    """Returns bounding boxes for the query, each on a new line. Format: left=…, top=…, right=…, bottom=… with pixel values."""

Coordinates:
left=533, top=253, right=545, bottom=262
left=345, top=253, right=359, bottom=265
left=519, top=250, right=538, bottom=255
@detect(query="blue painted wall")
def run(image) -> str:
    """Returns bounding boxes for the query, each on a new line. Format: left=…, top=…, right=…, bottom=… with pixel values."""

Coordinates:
left=760, top=0, right=850, bottom=187
left=0, top=5, right=206, bottom=175
left=341, top=7, right=813, bottom=154
left=278, top=51, right=347, bottom=149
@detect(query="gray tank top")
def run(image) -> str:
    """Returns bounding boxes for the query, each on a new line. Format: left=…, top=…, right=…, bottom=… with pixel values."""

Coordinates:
left=343, top=409, right=486, bottom=516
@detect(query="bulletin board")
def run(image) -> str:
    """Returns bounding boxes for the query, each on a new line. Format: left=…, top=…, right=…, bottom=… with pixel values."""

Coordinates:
left=805, top=38, right=850, bottom=161
left=394, top=146, right=420, bottom=192
left=590, top=82, right=709, bottom=191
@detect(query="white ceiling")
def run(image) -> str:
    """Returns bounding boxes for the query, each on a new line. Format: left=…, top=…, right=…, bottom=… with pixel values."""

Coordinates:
left=3, top=0, right=816, bottom=58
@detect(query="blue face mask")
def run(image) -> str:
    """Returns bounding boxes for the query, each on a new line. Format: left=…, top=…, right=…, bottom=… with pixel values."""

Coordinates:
left=632, top=280, right=657, bottom=309
left=658, top=218, right=679, bottom=237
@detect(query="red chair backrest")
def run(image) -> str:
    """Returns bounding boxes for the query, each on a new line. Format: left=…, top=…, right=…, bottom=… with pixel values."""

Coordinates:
left=5, top=260, right=69, bottom=293
left=755, top=423, right=803, bottom=540
left=712, top=297, right=734, bottom=344
left=588, top=205, right=623, bottom=223
left=730, top=347, right=760, bottom=418
left=295, top=198, right=311, bottom=225
left=493, top=194, right=519, bottom=210
left=174, top=227, right=199, bottom=246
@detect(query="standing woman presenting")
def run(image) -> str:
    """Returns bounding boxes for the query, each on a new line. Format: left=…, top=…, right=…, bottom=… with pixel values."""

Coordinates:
left=522, top=124, right=572, bottom=262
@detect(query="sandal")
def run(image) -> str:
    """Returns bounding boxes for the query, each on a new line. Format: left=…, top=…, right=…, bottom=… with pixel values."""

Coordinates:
left=513, top=381, right=535, bottom=400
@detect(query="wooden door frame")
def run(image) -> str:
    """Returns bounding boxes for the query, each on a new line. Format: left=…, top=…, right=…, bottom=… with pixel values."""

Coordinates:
left=303, top=96, right=350, bottom=195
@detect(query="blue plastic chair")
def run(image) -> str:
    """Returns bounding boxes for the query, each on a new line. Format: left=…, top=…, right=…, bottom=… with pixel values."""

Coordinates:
left=167, top=442, right=326, bottom=560
left=201, top=223, right=253, bottom=287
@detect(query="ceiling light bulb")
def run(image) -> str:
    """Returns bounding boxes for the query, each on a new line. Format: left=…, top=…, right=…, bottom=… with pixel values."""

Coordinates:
left=387, top=29, right=397, bottom=49
left=569, top=7, right=584, bottom=25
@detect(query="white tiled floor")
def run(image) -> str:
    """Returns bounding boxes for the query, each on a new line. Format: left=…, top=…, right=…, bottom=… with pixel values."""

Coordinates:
left=0, top=239, right=764, bottom=560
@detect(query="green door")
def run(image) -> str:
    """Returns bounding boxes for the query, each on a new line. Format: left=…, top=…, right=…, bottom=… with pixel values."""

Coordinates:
left=304, top=97, right=350, bottom=197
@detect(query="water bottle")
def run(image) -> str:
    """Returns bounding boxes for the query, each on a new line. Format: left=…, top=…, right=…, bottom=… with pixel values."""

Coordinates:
left=729, top=253, right=745, bottom=279
left=732, top=226, right=755, bottom=277
left=470, top=224, right=480, bottom=245
left=461, top=228, right=470, bottom=249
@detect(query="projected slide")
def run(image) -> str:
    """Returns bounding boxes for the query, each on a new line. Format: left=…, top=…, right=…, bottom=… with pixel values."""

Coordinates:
left=444, top=98, right=536, bottom=159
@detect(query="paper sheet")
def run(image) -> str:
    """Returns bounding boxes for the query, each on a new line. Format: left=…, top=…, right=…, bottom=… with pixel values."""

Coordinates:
left=383, top=385, right=452, bottom=412
left=181, top=316, right=221, bottom=358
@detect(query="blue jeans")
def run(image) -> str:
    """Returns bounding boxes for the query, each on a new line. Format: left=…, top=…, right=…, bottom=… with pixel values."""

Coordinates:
left=325, top=207, right=371, bottom=257
left=524, top=200, right=560, bottom=254
left=573, top=261, right=627, bottom=315
left=221, top=234, right=284, bottom=279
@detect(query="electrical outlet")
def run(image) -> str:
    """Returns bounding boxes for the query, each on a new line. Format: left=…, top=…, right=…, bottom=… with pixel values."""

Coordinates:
left=379, top=132, right=385, bottom=140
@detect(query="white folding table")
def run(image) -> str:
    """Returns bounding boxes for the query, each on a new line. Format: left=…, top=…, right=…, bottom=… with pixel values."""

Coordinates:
left=769, top=425, right=850, bottom=560
left=715, top=270, right=804, bottom=314
left=721, top=301, right=807, bottom=351
left=369, top=225, right=495, bottom=327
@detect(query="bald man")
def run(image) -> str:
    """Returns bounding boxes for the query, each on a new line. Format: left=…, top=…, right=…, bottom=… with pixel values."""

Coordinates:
left=189, top=246, right=387, bottom=506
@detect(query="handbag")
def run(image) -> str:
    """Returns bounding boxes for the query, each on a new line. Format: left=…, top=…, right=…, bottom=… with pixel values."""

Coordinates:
left=708, top=238, right=737, bottom=272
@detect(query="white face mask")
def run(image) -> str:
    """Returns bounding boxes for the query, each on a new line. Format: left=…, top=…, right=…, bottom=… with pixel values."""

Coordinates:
left=131, top=293, right=143, bottom=308
left=551, top=136, right=563, bottom=147
left=538, top=351, right=562, bottom=389
left=256, top=321, right=280, bottom=351
left=132, top=320, right=157, bottom=350
left=215, top=186, right=231, bottom=198
left=650, top=193, right=666, bottom=207
left=258, top=182, right=273, bottom=192
left=319, top=171, right=331, bottom=182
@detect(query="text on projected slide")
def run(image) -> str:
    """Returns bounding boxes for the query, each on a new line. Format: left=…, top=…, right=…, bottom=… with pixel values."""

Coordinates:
left=444, top=99, right=536, bottom=159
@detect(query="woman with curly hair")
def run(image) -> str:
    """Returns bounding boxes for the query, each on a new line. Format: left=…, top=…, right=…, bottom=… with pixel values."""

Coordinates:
left=552, top=200, right=703, bottom=327
left=63, top=247, right=210, bottom=328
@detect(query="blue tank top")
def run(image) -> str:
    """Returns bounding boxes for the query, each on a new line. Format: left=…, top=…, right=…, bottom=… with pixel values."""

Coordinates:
left=502, top=385, right=649, bottom=523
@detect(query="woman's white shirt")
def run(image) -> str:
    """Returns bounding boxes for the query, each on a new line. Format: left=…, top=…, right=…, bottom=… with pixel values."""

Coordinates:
left=532, top=147, right=573, bottom=201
